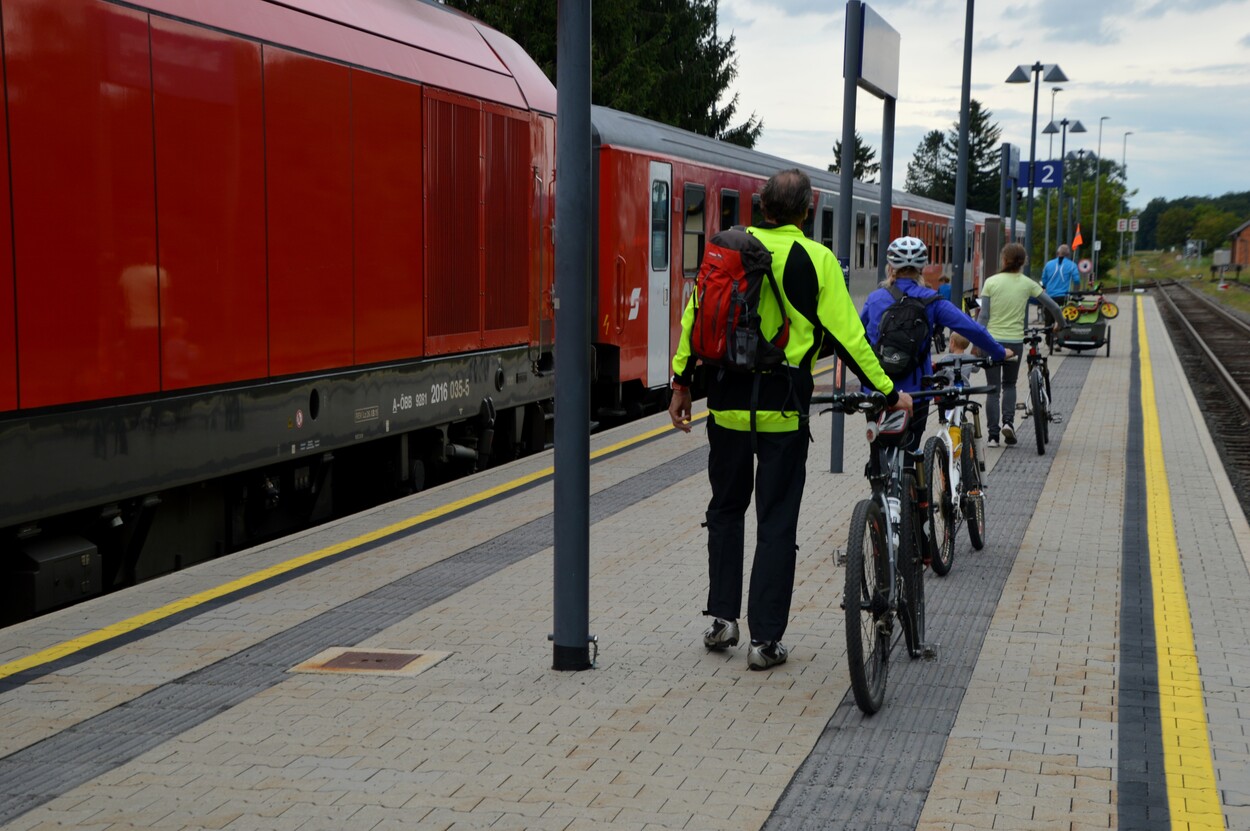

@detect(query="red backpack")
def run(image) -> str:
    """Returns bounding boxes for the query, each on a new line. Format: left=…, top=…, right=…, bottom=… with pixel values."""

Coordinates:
left=690, top=228, right=789, bottom=371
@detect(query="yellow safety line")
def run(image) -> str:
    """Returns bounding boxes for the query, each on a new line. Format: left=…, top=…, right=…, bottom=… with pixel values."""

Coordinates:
left=0, top=410, right=711, bottom=681
left=0, top=360, right=841, bottom=681
left=1136, top=297, right=1223, bottom=827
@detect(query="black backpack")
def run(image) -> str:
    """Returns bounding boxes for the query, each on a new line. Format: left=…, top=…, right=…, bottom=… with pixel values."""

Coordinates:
left=873, top=285, right=940, bottom=379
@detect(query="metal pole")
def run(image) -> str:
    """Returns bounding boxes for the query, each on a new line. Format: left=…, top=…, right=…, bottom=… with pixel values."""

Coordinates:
left=1074, top=152, right=1083, bottom=255
left=832, top=0, right=863, bottom=475
left=1043, top=88, right=1059, bottom=269
left=950, top=0, right=974, bottom=304
left=1092, top=117, right=1107, bottom=276
left=1023, top=64, right=1041, bottom=278
left=877, top=96, right=895, bottom=285
left=1010, top=179, right=1018, bottom=242
left=1057, top=121, right=1068, bottom=258
left=999, top=142, right=1009, bottom=232
left=551, top=0, right=592, bottom=672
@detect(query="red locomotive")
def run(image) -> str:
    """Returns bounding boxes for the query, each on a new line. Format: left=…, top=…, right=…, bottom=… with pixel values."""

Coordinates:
left=0, top=0, right=556, bottom=621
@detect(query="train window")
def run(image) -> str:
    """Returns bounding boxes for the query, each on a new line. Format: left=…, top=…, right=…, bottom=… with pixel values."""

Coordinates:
left=900, top=213, right=910, bottom=237
left=868, top=218, right=879, bottom=269
left=802, top=198, right=815, bottom=239
left=855, top=212, right=867, bottom=270
left=820, top=207, right=834, bottom=250
left=751, top=194, right=764, bottom=226
left=720, top=189, right=739, bottom=231
left=683, top=184, right=706, bottom=278
left=650, top=180, right=670, bottom=270
left=936, top=226, right=945, bottom=266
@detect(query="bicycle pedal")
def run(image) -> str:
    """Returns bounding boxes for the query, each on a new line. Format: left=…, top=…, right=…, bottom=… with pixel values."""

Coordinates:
left=1050, top=414, right=1064, bottom=423
left=834, top=548, right=848, bottom=567
left=920, top=642, right=939, bottom=661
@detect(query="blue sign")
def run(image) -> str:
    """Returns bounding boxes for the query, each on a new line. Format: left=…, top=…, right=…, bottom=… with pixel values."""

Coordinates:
left=1017, top=160, right=1065, bottom=189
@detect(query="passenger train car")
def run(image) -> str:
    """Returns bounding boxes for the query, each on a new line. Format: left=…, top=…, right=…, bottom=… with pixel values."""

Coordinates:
left=590, top=107, right=991, bottom=416
left=0, top=0, right=557, bottom=622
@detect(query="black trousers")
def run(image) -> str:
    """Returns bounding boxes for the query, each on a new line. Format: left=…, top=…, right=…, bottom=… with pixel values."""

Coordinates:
left=704, top=417, right=809, bottom=643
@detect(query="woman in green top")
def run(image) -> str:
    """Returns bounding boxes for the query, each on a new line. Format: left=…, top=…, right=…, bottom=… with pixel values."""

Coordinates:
left=978, top=243, right=1063, bottom=447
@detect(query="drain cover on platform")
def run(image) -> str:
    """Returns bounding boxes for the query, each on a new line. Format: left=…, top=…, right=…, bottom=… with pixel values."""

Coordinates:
left=292, top=647, right=450, bottom=676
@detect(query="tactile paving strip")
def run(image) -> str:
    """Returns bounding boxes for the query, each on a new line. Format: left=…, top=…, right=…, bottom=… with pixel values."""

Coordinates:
left=0, top=446, right=711, bottom=825
left=765, top=355, right=1095, bottom=831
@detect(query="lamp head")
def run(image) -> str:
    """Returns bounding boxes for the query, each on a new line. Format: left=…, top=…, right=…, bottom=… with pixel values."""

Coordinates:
left=1071, top=120, right=1088, bottom=133
left=1042, top=64, right=1068, bottom=83
left=1006, top=65, right=1031, bottom=83
left=1043, top=121, right=1060, bottom=135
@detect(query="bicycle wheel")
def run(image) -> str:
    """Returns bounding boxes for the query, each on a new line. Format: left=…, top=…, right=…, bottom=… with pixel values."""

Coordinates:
left=961, top=435, right=986, bottom=551
left=897, top=471, right=925, bottom=660
left=844, top=498, right=889, bottom=715
left=922, top=436, right=955, bottom=576
left=1043, top=367, right=1053, bottom=443
left=1030, top=370, right=1046, bottom=455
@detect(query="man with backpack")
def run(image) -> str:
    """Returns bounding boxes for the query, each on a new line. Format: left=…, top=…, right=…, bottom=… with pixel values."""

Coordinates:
left=1040, top=244, right=1081, bottom=351
left=860, top=236, right=1010, bottom=452
left=668, top=168, right=911, bottom=671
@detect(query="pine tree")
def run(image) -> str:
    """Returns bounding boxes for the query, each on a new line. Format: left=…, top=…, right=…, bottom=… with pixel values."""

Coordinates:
left=904, top=130, right=952, bottom=202
left=828, top=132, right=881, bottom=182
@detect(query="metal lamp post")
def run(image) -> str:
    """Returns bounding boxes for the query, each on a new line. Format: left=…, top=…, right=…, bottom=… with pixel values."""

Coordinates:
left=1119, top=131, right=1133, bottom=291
left=1043, top=87, right=1061, bottom=263
left=1043, top=117, right=1085, bottom=258
left=1007, top=62, right=1068, bottom=277
left=1092, top=116, right=1109, bottom=276
left=1070, top=148, right=1085, bottom=249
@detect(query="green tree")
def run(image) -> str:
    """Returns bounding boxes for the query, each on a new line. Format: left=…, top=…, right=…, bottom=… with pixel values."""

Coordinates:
left=944, top=100, right=1004, bottom=213
left=1156, top=206, right=1194, bottom=249
left=828, top=131, right=880, bottom=181
left=904, top=130, right=952, bottom=201
left=443, top=0, right=762, bottom=147
left=1191, top=205, right=1240, bottom=254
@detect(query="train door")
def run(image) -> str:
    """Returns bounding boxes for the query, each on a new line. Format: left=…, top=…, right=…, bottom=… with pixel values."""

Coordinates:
left=647, top=161, right=672, bottom=388
left=680, top=182, right=706, bottom=335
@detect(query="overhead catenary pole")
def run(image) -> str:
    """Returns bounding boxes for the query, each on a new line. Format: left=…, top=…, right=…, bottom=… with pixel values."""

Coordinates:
left=551, top=0, right=592, bottom=672
left=876, top=97, right=895, bottom=285
left=950, top=0, right=974, bottom=307
left=1043, top=87, right=1061, bottom=268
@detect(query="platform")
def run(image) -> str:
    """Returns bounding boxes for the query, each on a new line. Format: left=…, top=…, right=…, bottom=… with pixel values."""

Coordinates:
left=1, top=295, right=1247, bottom=831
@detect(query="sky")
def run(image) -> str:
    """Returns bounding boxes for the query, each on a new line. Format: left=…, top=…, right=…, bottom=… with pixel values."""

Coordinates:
left=715, top=0, right=1250, bottom=211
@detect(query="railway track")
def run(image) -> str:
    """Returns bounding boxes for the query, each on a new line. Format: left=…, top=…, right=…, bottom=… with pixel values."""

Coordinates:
left=1154, top=280, right=1250, bottom=515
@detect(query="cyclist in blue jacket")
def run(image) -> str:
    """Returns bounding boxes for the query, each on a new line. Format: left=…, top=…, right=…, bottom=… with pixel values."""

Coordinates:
left=861, top=236, right=1012, bottom=450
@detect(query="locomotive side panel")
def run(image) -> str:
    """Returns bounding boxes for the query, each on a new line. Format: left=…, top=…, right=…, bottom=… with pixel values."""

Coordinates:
left=352, top=70, right=425, bottom=366
left=151, top=17, right=268, bottom=390
left=7, top=0, right=160, bottom=407
left=594, top=147, right=651, bottom=390
left=263, top=47, right=354, bottom=376
left=424, top=90, right=484, bottom=356
left=0, top=26, right=13, bottom=413
left=482, top=103, right=533, bottom=347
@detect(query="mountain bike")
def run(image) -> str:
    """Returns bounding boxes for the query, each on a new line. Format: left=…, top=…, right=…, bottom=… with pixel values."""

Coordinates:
left=813, top=390, right=937, bottom=715
left=921, top=354, right=998, bottom=575
left=1022, top=326, right=1061, bottom=455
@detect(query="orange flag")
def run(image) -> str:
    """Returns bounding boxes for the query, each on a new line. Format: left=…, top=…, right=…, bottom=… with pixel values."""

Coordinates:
left=1072, top=223, right=1084, bottom=248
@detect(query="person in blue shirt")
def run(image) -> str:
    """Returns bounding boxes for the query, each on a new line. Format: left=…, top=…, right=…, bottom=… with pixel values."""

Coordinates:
left=1040, top=244, right=1081, bottom=350
left=861, top=236, right=1012, bottom=451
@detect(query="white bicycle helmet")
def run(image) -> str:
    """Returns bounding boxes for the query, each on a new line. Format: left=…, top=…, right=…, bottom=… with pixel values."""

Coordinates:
left=885, top=236, right=929, bottom=269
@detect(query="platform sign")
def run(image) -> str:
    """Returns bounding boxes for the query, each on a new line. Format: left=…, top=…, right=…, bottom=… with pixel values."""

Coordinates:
left=1129, top=218, right=1139, bottom=232
left=1117, top=218, right=1128, bottom=232
left=1018, top=160, right=1063, bottom=188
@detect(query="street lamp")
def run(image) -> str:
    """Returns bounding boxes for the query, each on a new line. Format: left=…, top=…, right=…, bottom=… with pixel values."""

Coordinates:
left=1092, top=116, right=1109, bottom=276
left=1043, top=116, right=1086, bottom=256
left=1043, top=87, right=1062, bottom=261
left=1007, top=62, right=1068, bottom=277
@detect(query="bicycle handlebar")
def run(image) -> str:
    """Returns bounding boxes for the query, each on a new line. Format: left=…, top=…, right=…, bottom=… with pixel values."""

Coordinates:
left=809, top=390, right=889, bottom=415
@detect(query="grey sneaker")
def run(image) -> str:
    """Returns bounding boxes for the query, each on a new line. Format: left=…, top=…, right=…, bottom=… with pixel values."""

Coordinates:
left=986, top=437, right=1001, bottom=448
left=703, top=617, right=739, bottom=650
left=1001, top=423, right=1017, bottom=445
left=747, top=640, right=788, bottom=670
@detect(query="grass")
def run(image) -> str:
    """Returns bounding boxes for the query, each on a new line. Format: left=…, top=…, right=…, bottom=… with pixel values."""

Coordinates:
left=1106, top=250, right=1250, bottom=317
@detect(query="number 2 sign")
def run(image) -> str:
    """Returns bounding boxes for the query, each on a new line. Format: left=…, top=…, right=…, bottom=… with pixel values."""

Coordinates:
left=1017, top=160, right=1065, bottom=189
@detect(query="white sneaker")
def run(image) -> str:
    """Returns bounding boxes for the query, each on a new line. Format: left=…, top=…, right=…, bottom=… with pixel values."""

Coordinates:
left=1001, top=423, right=1017, bottom=445
left=747, top=640, right=788, bottom=670
left=703, top=618, right=739, bottom=650
left=986, top=437, right=1001, bottom=448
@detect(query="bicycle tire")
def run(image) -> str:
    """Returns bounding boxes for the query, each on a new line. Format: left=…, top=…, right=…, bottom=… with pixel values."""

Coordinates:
left=898, top=471, right=925, bottom=660
left=844, top=498, right=889, bottom=715
left=922, top=436, right=955, bottom=576
left=961, top=435, right=986, bottom=551
left=1043, top=367, right=1053, bottom=443
left=1030, top=370, right=1046, bottom=455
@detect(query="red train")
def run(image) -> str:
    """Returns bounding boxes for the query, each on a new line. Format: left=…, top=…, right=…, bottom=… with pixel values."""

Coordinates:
left=0, top=0, right=996, bottom=623
left=0, top=0, right=557, bottom=621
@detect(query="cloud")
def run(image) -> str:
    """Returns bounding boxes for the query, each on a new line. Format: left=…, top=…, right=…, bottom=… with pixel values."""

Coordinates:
left=1142, top=0, right=1249, bottom=17
left=1241, top=32, right=1250, bottom=47
left=997, top=0, right=1133, bottom=45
